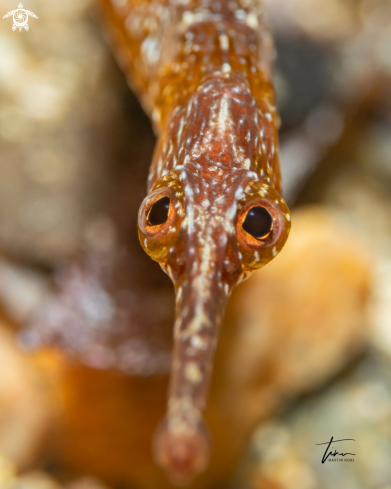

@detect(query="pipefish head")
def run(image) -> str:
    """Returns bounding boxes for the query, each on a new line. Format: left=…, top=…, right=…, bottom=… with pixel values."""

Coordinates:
left=137, top=79, right=291, bottom=485
left=138, top=174, right=290, bottom=278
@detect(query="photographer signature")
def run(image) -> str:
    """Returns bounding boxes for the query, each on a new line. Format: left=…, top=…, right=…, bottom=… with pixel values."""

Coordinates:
left=316, top=437, right=356, bottom=463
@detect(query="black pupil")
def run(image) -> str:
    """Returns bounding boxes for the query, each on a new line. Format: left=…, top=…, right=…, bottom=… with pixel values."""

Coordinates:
left=147, top=196, right=170, bottom=226
left=242, top=206, right=273, bottom=240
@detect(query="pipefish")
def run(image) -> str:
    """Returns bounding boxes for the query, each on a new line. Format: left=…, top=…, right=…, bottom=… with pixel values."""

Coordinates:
left=97, top=0, right=291, bottom=483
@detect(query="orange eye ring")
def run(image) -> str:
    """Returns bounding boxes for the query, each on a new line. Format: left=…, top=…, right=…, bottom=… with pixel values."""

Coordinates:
left=138, top=186, right=182, bottom=265
left=236, top=198, right=285, bottom=250
left=138, top=187, right=176, bottom=237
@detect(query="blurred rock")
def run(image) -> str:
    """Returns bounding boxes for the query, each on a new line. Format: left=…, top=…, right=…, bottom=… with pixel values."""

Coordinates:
left=316, top=117, right=391, bottom=362
left=0, top=456, right=16, bottom=489
left=0, top=0, right=155, bottom=266
left=0, top=468, right=112, bottom=489
left=8, top=471, right=111, bottom=489
left=265, top=0, right=360, bottom=42
left=267, top=0, right=391, bottom=104
left=0, top=259, right=49, bottom=324
left=12, top=471, right=62, bottom=489
left=245, top=353, right=391, bottom=489
left=65, top=477, right=111, bottom=489
left=0, top=325, right=56, bottom=469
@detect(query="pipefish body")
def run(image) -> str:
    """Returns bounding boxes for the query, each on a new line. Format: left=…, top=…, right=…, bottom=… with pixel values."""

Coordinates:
left=99, top=0, right=291, bottom=484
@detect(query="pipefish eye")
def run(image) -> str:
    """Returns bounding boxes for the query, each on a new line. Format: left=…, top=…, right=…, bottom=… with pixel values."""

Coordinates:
left=147, top=196, right=171, bottom=227
left=138, top=187, right=181, bottom=263
left=236, top=193, right=291, bottom=271
left=242, top=206, right=273, bottom=241
left=138, top=187, right=175, bottom=235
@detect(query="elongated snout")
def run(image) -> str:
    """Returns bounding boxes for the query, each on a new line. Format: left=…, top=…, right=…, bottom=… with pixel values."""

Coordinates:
left=153, top=225, right=238, bottom=485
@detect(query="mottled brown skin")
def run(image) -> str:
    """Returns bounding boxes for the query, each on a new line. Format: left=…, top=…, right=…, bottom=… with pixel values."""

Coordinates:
left=98, top=0, right=291, bottom=484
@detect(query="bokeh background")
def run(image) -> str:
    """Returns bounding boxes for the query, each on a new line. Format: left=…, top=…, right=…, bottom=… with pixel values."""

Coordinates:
left=0, top=0, right=391, bottom=488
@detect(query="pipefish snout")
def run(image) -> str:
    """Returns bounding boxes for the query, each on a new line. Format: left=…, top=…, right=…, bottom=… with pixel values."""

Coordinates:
left=99, top=0, right=291, bottom=483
